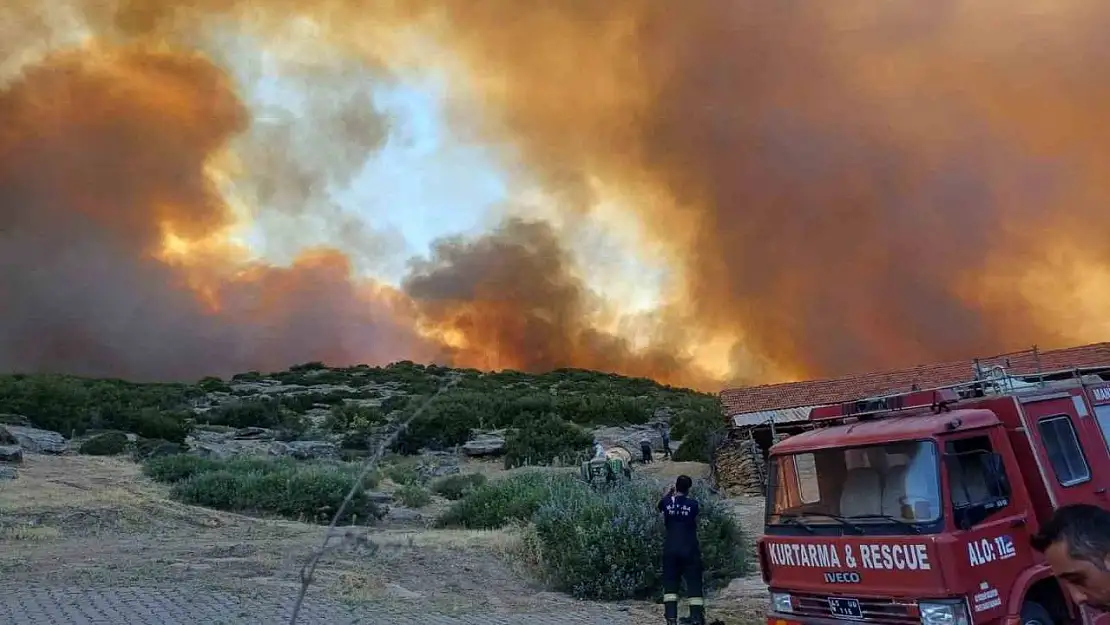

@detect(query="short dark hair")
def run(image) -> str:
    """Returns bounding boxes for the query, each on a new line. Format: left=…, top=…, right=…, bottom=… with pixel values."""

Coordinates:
left=1031, top=504, right=1110, bottom=569
left=676, top=475, right=693, bottom=494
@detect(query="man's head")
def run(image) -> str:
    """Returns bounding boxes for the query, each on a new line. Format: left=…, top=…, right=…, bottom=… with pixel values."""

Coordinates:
left=1032, top=504, right=1110, bottom=610
left=675, top=475, right=693, bottom=495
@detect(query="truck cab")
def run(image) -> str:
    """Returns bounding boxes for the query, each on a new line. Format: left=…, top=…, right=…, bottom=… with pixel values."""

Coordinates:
left=760, top=374, right=1110, bottom=625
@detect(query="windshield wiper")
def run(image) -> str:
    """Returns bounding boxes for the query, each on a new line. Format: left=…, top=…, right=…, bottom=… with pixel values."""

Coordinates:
left=793, top=512, right=865, bottom=534
left=773, top=514, right=817, bottom=534
left=843, top=514, right=923, bottom=534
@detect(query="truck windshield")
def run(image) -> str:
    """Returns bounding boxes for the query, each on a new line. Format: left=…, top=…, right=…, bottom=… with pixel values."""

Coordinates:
left=767, top=440, right=942, bottom=535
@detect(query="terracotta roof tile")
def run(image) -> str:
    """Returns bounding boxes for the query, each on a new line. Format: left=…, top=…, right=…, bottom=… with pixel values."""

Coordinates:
left=720, top=342, right=1110, bottom=417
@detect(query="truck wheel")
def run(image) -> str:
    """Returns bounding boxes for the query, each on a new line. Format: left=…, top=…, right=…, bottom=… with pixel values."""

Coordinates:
left=1021, top=600, right=1055, bottom=625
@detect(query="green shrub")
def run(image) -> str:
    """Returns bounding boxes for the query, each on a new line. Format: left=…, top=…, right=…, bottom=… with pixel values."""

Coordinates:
left=503, top=413, right=592, bottom=469
left=441, top=473, right=748, bottom=601
left=431, top=473, right=487, bottom=500
left=202, top=399, right=284, bottom=429
left=198, top=377, right=231, bottom=393
left=148, top=455, right=382, bottom=524
left=144, top=454, right=220, bottom=483
left=79, top=432, right=130, bottom=456
left=531, top=479, right=747, bottom=599
left=671, top=426, right=711, bottom=462
left=438, top=471, right=583, bottom=529
left=385, top=461, right=424, bottom=486
left=396, top=483, right=432, bottom=508
left=145, top=455, right=310, bottom=484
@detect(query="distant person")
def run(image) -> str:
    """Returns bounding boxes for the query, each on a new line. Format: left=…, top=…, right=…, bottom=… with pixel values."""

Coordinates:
left=1032, top=504, right=1110, bottom=613
left=641, top=438, right=653, bottom=463
left=658, top=475, right=704, bottom=625
left=659, top=423, right=672, bottom=460
left=593, top=440, right=606, bottom=459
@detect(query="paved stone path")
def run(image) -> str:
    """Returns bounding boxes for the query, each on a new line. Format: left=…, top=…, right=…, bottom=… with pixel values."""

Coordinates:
left=0, top=586, right=628, bottom=624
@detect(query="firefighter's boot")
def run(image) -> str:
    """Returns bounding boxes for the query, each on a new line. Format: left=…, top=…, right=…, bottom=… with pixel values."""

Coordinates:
left=664, top=593, right=679, bottom=625
left=688, top=597, right=706, bottom=625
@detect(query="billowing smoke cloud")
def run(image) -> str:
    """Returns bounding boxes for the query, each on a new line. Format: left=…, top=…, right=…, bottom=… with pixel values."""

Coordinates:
left=402, top=218, right=708, bottom=388
left=388, top=1, right=1110, bottom=378
left=0, top=46, right=434, bottom=379
left=3, top=1, right=1110, bottom=389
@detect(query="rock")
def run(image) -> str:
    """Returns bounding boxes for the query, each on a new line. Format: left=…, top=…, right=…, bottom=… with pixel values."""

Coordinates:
left=365, top=491, right=395, bottom=504
left=190, top=443, right=235, bottom=460
left=385, top=507, right=427, bottom=525
left=592, top=425, right=665, bottom=453
left=461, top=431, right=506, bottom=457
left=0, top=466, right=17, bottom=480
left=268, top=440, right=339, bottom=460
left=414, top=452, right=460, bottom=479
left=233, top=427, right=274, bottom=440
left=2, top=426, right=68, bottom=454
left=0, top=414, right=31, bottom=426
left=384, top=583, right=423, bottom=600
left=0, top=445, right=23, bottom=464
left=423, top=463, right=460, bottom=478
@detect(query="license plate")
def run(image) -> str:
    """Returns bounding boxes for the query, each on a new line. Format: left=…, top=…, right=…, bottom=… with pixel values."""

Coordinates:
left=828, top=597, right=864, bottom=620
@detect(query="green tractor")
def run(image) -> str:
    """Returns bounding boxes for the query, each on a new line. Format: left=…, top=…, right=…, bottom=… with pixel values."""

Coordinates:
left=580, top=445, right=633, bottom=486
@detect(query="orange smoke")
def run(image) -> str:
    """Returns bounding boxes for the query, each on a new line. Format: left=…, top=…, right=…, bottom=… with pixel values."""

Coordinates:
left=0, top=44, right=436, bottom=380
left=4, top=2, right=1110, bottom=390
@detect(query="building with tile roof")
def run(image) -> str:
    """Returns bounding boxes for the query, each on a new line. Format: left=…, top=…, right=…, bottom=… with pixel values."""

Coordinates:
left=721, top=342, right=1110, bottom=428
left=712, top=342, right=1110, bottom=497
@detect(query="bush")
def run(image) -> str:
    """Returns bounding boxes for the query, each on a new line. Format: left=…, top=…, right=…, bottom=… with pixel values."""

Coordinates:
left=671, top=425, right=712, bottom=462
left=79, top=432, right=130, bottom=456
left=384, top=461, right=424, bottom=486
left=202, top=398, right=284, bottom=429
left=396, top=484, right=432, bottom=508
left=145, top=455, right=383, bottom=524
left=431, top=473, right=487, bottom=500
left=144, top=454, right=220, bottom=483
left=441, top=472, right=749, bottom=600
left=531, top=479, right=747, bottom=599
left=438, top=471, right=583, bottom=529
left=127, top=409, right=192, bottom=443
left=502, top=413, right=593, bottom=469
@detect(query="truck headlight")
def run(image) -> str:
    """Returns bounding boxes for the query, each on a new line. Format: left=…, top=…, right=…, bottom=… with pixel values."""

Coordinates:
left=771, top=592, right=794, bottom=614
left=919, top=600, right=970, bottom=625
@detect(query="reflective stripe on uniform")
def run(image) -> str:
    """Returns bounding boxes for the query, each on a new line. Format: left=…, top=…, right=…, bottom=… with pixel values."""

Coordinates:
left=688, top=597, right=705, bottom=606
left=663, top=593, right=679, bottom=602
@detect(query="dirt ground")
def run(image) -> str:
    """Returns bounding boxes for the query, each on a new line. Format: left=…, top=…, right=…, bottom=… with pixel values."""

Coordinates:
left=0, top=455, right=768, bottom=624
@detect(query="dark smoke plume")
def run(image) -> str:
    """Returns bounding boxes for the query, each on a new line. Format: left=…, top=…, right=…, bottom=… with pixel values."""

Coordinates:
left=3, top=1, right=1110, bottom=388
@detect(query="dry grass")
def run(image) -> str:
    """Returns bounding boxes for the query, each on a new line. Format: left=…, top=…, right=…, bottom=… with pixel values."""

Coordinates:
left=0, top=525, right=63, bottom=541
left=0, top=454, right=768, bottom=621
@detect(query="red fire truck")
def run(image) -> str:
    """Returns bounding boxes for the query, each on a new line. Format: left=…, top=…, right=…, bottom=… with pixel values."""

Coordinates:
left=760, top=368, right=1110, bottom=625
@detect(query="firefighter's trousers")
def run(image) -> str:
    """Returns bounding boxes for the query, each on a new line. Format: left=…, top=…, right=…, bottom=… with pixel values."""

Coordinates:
left=662, top=549, right=704, bottom=623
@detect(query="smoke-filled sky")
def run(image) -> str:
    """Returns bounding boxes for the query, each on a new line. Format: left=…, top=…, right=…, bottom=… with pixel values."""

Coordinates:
left=3, top=1, right=1110, bottom=391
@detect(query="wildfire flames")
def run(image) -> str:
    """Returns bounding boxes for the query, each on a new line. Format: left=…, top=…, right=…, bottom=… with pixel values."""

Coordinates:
left=3, top=1, right=1110, bottom=391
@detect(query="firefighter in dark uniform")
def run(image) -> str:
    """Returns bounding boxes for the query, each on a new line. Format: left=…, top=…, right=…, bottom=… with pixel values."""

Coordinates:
left=657, top=475, right=704, bottom=625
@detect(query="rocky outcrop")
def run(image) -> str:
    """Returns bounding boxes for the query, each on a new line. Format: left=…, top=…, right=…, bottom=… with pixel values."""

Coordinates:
left=187, top=427, right=338, bottom=460
left=592, top=425, right=668, bottom=453
left=268, top=440, right=339, bottom=460
left=461, top=430, right=506, bottom=457
left=2, top=425, right=68, bottom=454
left=0, top=444, right=22, bottom=464
left=413, top=451, right=460, bottom=479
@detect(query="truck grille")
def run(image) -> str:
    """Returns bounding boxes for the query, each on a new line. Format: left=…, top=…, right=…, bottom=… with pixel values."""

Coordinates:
left=792, top=591, right=918, bottom=625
